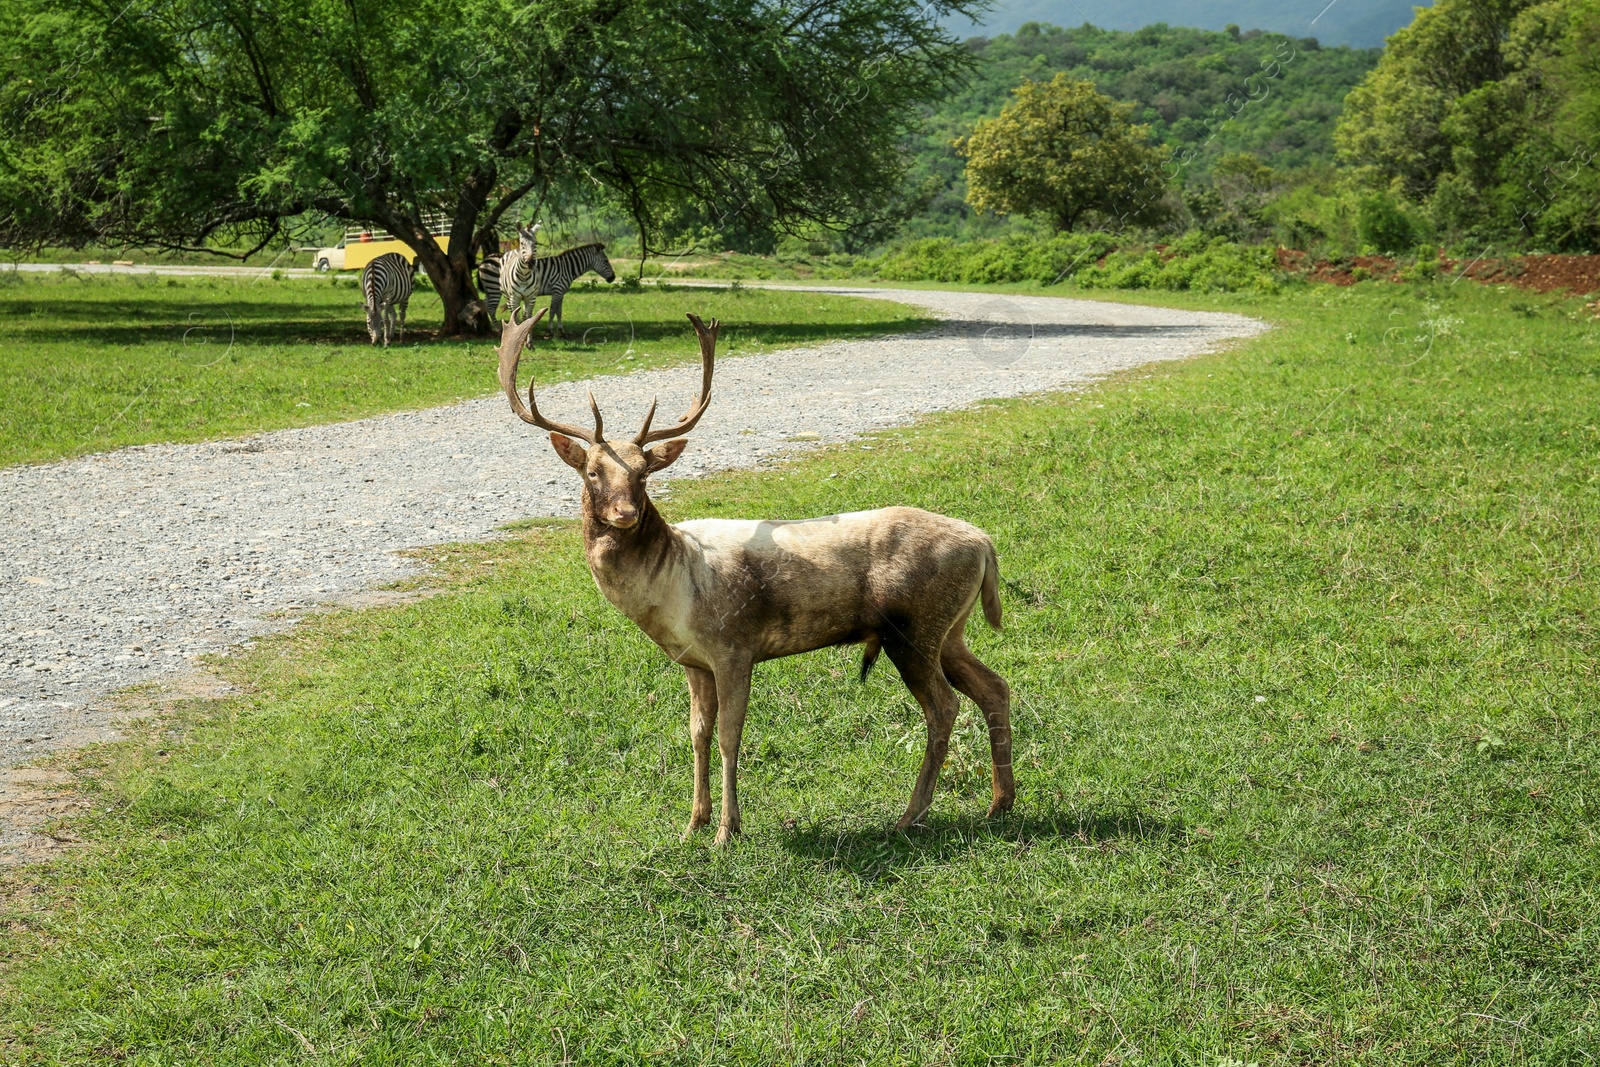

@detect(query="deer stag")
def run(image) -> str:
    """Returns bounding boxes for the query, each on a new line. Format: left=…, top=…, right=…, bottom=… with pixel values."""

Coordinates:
left=499, top=311, right=1014, bottom=844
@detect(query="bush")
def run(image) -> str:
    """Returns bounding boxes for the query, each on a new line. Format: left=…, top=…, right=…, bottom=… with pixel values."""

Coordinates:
left=1397, top=253, right=1441, bottom=284
left=869, top=233, right=1117, bottom=285
left=1357, top=194, right=1415, bottom=255
left=865, top=232, right=1282, bottom=292
left=1076, top=235, right=1282, bottom=293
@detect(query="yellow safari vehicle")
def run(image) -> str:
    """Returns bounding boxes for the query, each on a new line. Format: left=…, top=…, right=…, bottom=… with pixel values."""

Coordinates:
left=312, top=214, right=450, bottom=272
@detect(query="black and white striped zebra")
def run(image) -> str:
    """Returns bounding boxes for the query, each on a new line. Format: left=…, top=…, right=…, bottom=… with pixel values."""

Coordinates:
left=479, top=238, right=616, bottom=337
left=483, top=223, right=540, bottom=328
left=361, top=251, right=417, bottom=346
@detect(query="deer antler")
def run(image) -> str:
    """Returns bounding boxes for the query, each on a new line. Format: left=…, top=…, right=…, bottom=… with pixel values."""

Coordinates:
left=498, top=308, right=603, bottom=443
left=635, top=314, right=718, bottom=444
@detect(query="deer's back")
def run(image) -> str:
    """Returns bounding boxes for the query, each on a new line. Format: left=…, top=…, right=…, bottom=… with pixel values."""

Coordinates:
left=675, top=506, right=993, bottom=659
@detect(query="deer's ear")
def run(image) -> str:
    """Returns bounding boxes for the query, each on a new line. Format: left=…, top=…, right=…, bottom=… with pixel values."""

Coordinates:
left=645, top=438, right=688, bottom=473
left=549, top=432, right=588, bottom=471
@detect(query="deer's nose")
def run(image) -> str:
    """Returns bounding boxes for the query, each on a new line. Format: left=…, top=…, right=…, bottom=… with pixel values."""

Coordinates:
left=607, top=506, right=639, bottom=528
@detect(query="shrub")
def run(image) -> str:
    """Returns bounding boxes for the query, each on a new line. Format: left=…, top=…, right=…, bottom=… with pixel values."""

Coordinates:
left=1357, top=194, right=1415, bottom=255
left=1397, top=255, right=1441, bottom=284
left=869, top=233, right=1116, bottom=285
left=1076, top=236, right=1281, bottom=293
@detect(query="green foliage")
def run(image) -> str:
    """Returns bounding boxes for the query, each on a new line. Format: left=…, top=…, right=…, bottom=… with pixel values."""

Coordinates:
left=866, top=232, right=1281, bottom=291
left=1184, top=152, right=1283, bottom=241
left=1396, top=254, right=1443, bottom=284
left=0, top=0, right=979, bottom=327
left=907, top=22, right=1379, bottom=238
left=959, top=75, right=1173, bottom=232
left=1076, top=234, right=1283, bottom=292
left=0, top=274, right=930, bottom=466
left=1356, top=193, right=1417, bottom=254
left=1337, top=0, right=1600, bottom=250
left=870, top=233, right=1117, bottom=284
left=5, top=284, right=1598, bottom=1062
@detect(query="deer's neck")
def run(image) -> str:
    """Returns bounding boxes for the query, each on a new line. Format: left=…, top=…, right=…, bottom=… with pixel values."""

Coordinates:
left=580, top=491, right=682, bottom=598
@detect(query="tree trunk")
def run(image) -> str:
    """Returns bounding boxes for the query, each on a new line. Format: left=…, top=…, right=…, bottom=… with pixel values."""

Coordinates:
left=411, top=234, right=488, bottom=337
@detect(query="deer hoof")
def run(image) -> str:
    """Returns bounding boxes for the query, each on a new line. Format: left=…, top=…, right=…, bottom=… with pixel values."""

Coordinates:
left=712, top=826, right=738, bottom=848
left=681, top=818, right=709, bottom=842
left=987, top=794, right=1015, bottom=817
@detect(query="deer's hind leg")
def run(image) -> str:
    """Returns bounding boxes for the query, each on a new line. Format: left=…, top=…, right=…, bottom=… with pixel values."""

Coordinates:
left=885, top=641, right=960, bottom=830
left=942, top=636, right=1014, bottom=817
left=683, top=666, right=718, bottom=840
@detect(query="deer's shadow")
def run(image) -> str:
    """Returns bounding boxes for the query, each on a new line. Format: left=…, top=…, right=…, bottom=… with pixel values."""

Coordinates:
left=778, top=806, right=1185, bottom=879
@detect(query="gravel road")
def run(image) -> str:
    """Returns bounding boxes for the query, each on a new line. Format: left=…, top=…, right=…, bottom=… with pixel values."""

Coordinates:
left=5, top=260, right=318, bottom=278
left=1, top=285, right=1265, bottom=771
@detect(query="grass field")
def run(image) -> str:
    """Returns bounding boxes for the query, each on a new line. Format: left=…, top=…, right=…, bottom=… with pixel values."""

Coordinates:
left=2, top=279, right=1598, bottom=1063
left=0, top=270, right=931, bottom=467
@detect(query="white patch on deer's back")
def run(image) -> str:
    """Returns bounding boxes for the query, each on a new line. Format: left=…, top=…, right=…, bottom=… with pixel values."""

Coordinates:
left=675, top=509, right=890, bottom=555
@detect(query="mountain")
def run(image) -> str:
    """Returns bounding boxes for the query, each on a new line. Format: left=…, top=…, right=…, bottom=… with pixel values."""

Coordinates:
left=904, top=21, right=1380, bottom=238
left=946, top=1, right=1433, bottom=49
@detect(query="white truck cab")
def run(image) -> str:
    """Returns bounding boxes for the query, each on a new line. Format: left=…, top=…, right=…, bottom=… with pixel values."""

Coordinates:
left=312, top=241, right=345, bottom=272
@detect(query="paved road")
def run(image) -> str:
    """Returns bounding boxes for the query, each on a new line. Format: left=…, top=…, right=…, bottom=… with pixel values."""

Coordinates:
left=1, top=285, right=1265, bottom=777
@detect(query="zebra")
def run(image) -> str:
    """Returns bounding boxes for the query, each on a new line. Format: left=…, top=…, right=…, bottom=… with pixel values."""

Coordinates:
left=361, top=251, right=417, bottom=346
left=479, top=239, right=617, bottom=337
left=484, top=223, right=539, bottom=328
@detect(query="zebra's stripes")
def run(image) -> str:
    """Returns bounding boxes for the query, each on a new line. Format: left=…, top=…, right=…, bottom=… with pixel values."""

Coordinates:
left=477, top=241, right=617, bottom=336
left=361, top=252, right=416, bottom=347
left=495, top=224, right=542, bottom=327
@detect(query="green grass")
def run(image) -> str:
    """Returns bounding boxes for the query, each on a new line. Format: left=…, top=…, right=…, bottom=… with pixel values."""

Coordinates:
left=3, top=281, right=1599, bottom=1063
left=0, top=271, right=931, bottom=467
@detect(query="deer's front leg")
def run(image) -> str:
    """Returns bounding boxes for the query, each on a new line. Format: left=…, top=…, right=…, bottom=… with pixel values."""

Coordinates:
left=683, top=666, right=718, bottom=840
left=712, top=657, right=754, bottom=847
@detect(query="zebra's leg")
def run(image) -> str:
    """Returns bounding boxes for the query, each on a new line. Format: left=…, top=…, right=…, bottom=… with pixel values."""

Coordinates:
left=549, top=291, right=564, bottom=338
left=397, top=297, right=409, bottom=342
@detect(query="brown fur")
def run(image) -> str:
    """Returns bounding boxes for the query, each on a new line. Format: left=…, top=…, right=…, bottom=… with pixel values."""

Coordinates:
left=502, top=313, right=1015, bottom=844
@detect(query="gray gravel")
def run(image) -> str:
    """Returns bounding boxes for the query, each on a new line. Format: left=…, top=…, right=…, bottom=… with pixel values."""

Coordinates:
left=0, top=285, right=1265, bottom=767
left=4, top=260, right=317, bottom=278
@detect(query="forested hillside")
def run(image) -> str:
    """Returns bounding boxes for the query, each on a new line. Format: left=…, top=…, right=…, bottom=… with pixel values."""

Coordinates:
left=1338, top=0, right=1600, bottom=251
left=905, top=22, right=1380, bottom=238
left=946, top=1, right=1433, bottom=49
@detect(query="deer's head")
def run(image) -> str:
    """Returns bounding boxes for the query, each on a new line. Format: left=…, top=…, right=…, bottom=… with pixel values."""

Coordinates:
left=499, top=312, right=717, bottom=530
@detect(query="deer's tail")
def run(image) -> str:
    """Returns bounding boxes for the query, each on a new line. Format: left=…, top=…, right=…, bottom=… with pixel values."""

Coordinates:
left=859, top=633, right=882, bottom=682
left=980, top=542, right=1003, bottom=631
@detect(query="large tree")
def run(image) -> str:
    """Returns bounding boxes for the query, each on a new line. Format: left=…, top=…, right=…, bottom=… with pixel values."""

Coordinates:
left=0, top=0, right=976, bottom=332
left=957, top=74, right=1171, bottom=233
left=1336, top=0, right=1600, bottom=249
